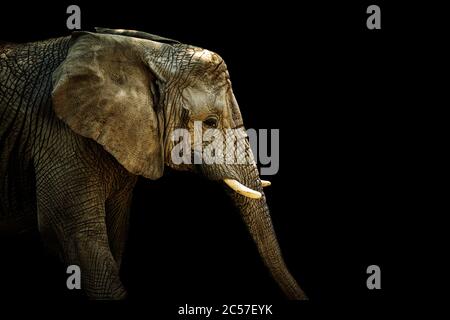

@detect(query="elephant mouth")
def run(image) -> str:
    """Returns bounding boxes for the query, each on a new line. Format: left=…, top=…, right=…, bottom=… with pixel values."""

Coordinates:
left=195, top=160, right=271, bottom=200
left=223, top=178, right=271, bottom=199
left=189, top=155, right=266, bottom=200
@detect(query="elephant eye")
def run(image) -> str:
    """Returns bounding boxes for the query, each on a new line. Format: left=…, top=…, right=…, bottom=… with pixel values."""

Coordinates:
left=204, top=116, right=219, bottom=128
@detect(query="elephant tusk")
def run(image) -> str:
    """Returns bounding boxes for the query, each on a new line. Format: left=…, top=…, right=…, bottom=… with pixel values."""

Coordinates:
left=261, top=180, right=271, bottom=187
left=223, top=179, right=262, bottom=199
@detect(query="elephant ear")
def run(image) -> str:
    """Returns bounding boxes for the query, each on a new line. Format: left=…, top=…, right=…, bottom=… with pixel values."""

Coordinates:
left=52, top=32, right=168, bottom=179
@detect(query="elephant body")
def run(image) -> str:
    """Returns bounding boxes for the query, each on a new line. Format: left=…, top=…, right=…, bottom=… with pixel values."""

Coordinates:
left=1, top=37, right=137, bottom=298
left=1, top=37, right=72, bottom=231
left=0, top=30, right=307, bottom=300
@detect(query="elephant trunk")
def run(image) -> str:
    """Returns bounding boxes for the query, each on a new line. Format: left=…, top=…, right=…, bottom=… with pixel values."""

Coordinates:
left=225, top=164, right=308, bottom=300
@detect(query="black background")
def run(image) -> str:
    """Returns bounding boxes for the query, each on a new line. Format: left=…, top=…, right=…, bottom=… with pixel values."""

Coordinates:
left=0, top=0, right=429, bottom=317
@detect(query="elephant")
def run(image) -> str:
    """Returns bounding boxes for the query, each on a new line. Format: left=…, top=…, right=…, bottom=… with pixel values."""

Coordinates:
left=0, top=28, right=307, bottom=300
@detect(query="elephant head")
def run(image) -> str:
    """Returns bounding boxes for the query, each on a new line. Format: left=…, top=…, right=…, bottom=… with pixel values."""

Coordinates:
left=51, top=28, right=307, bottom=300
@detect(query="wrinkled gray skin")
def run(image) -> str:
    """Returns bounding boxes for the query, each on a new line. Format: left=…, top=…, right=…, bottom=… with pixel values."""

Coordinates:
left=0, top=28, right=307, bottom=300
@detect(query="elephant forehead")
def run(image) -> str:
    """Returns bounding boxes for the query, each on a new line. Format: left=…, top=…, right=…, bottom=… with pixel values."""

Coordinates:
left=186, top=47, right=228, bottom=78
left=182, top=84, right=227, bottom=115
left=191, top=48, right=222, bottom=65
